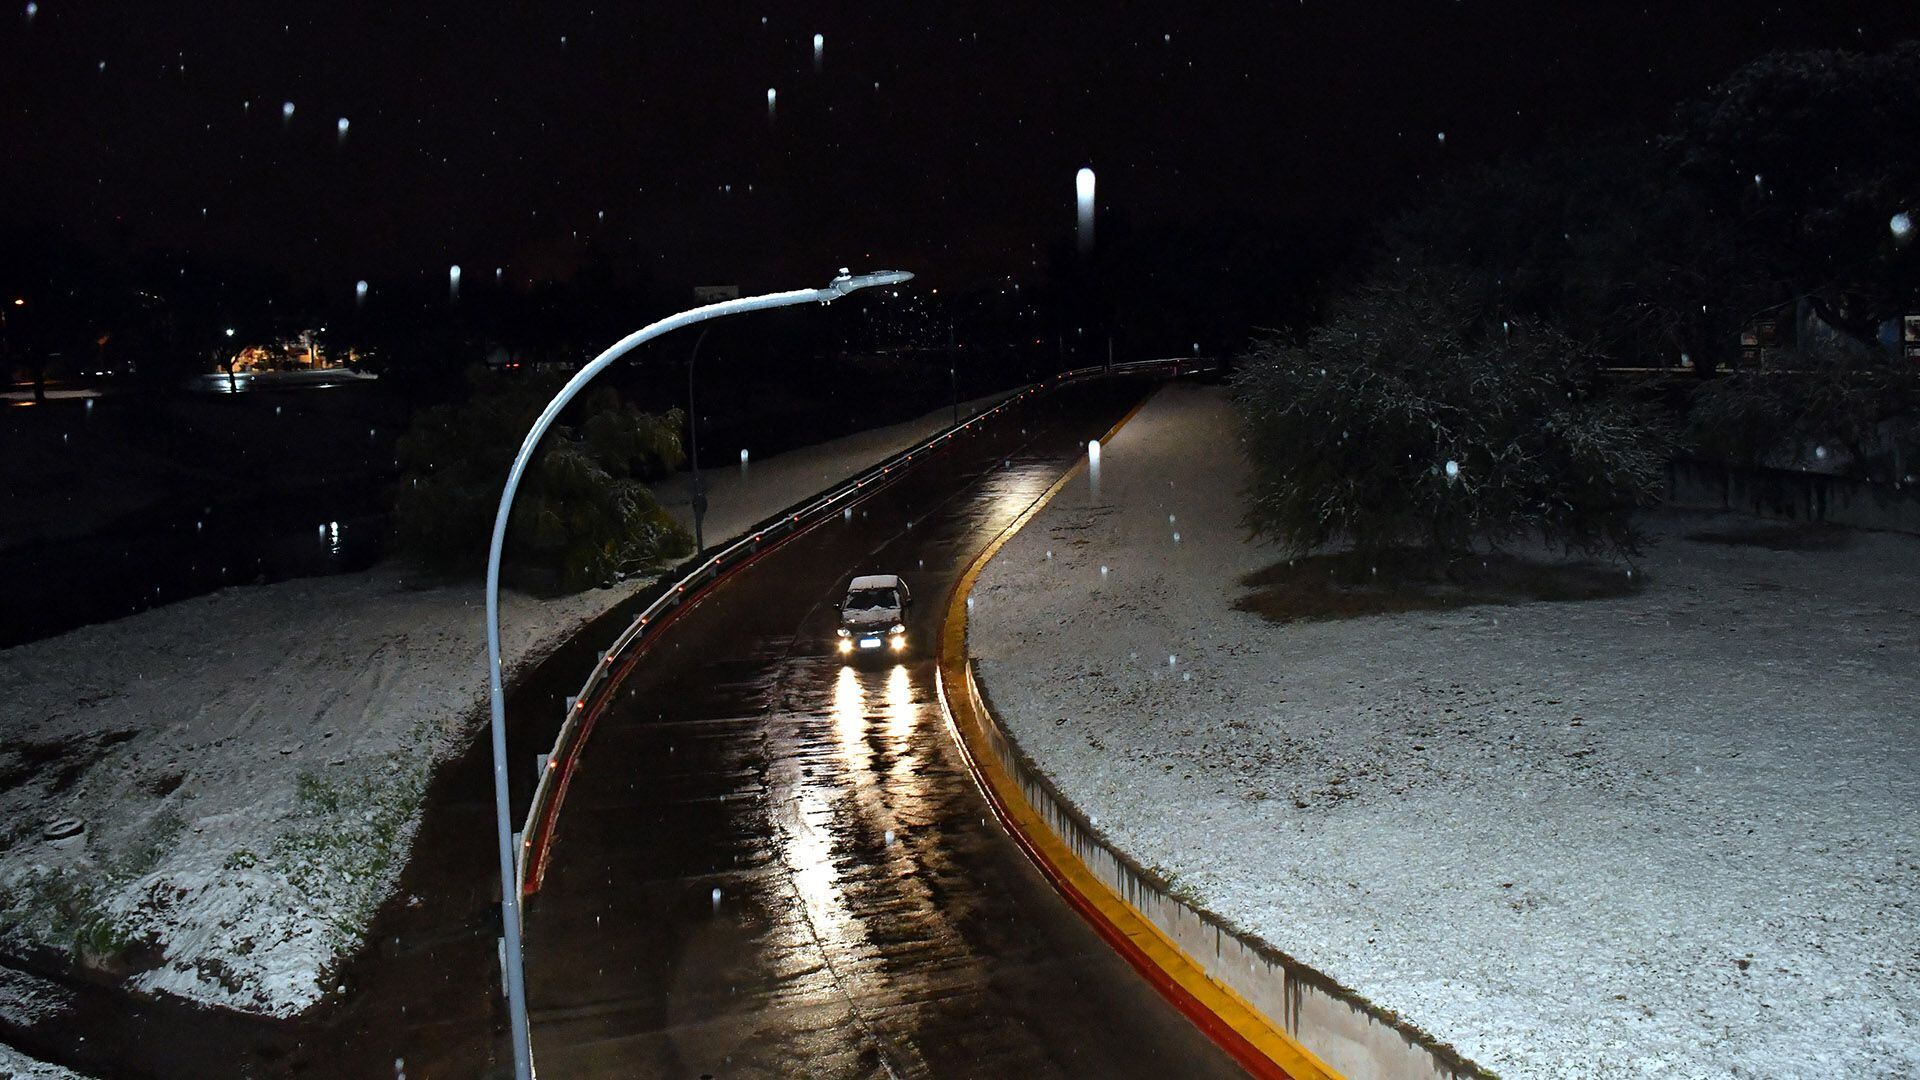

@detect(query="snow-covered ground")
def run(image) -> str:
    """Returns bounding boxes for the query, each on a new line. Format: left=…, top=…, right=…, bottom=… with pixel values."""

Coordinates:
left=0, top=965, right=89, bottom=1079
left=653, top=389, right=1014, bottom=542
left=0, top=964, right=89, bottom=1077
left=0, top=1042, right=93, bottom=1080
left=969, top=382, right=1920, bottom=1079
left=0, top=393, right=1007, bottom=1020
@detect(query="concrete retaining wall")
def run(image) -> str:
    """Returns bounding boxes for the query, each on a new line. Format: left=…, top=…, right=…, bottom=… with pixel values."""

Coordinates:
left=961, top=664, right=1487, bottom=1080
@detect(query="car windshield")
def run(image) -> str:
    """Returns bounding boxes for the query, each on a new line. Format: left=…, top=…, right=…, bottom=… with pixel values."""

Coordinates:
left=844, top=588, right=898, bottom=612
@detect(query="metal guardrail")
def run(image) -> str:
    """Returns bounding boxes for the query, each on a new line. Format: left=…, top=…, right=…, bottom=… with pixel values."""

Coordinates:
left=515, top=357, right=1208, bottom=896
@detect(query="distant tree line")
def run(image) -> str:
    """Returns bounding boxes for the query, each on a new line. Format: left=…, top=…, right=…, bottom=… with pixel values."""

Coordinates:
left=1238, top=44, right=1920, bottom=564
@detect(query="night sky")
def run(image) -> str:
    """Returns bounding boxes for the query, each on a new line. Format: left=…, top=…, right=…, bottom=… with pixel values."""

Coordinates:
left=5, top=3, right=1918, bottom=298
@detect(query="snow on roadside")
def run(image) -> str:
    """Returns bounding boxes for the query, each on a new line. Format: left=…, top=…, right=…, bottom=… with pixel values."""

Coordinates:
left=0, top=965, right=87, bottom=1079
left=969, top=382, right=1920, bottom=1079
left=651, top=389, right=1018, bottom=542
left=0, top=1042, right=94, bottom=1080
left=0, top=394, right=1007, bottom=1019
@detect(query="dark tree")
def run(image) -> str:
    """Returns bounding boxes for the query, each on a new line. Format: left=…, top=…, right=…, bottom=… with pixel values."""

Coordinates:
left=1235, top=263, right=1667, bottom=565
left=1670, top=44, right=1920, bottom=349
left=1687, top=342, right=1920, bottom=483
left=394, top=369, right=690, bottom=592
left=1384, top=139, right=1773, bottom=375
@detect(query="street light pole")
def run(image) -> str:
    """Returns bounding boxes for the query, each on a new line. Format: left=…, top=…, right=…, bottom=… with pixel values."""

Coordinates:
left=687, top=327, right=709, bottom=555
left=484, top=269, right=911, bottom=1080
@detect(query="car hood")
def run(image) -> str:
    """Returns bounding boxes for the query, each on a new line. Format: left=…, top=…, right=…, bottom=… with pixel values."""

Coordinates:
left=842, top=610, right=902, bottom=629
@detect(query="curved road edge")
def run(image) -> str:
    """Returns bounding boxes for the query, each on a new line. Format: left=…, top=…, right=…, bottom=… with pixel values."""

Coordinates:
left=518, top=361, right=1190, bottom=897
left=936, top=395, right=1492, bottom=1080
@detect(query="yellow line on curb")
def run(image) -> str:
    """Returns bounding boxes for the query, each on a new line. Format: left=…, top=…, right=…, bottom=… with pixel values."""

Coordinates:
left=937, top=387, right=1342, bottom=1080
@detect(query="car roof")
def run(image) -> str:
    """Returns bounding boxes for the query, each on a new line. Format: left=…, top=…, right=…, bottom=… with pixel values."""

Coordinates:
left=848, top=574, right=904, bottom=591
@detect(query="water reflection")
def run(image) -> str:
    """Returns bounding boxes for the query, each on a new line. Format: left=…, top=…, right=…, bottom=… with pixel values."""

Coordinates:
left=778, top=665, right=867, bottom=955
left=772, top=660, right=933, bottom=982
left=831, top=664, right=867, bottom=768
left=882, top=663, right=915, bottom=746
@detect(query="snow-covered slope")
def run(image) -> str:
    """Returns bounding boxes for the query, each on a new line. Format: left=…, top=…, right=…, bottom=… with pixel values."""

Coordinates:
left=0, top=393, right=1008, bottom=1018
left=970, top=382, right=1920, bottom=1079
left=0, top=1042, right=94, bottom=1080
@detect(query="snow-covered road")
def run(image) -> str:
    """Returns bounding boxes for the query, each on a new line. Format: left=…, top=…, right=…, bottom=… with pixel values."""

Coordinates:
left=969, top=382, right=1920, bottom=1079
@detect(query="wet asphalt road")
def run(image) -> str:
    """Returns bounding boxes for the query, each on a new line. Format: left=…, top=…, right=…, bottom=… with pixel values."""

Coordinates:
left=523, top=376, right=1245, bottom=1079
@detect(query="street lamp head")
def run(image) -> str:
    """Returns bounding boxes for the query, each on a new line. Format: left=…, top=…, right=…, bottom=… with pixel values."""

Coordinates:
left=10, top=298, right=22, bottom=307
left=225, top=327, right=236, bottom=337
left=824, top=268, right=914, bottom=301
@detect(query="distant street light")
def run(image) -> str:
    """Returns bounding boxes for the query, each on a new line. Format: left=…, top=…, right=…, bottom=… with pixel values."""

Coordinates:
left=483, top=268, right=912, bottom=1080
left=1076, top=166, right=1096, bottom=254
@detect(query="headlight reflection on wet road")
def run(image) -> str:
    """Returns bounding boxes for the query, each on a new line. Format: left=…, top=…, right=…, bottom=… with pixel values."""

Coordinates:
left=520, top=377, right=1243, bottom=1079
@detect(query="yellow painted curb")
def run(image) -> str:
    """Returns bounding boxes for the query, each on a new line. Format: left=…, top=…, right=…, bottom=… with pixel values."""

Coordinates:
left=937, top=390, right=1342, bottom=1080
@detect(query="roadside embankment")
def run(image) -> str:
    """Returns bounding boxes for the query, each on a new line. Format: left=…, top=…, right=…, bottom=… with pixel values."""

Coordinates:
left=0, top=392, right=1012, bottom=1020
left=969, top=381, right=1920, bottom=1079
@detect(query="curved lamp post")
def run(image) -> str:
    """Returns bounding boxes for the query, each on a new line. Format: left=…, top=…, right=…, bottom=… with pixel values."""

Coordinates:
left=485, top=268, right=912, bottom=1079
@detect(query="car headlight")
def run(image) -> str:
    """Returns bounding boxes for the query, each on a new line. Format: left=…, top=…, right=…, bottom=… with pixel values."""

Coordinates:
left=836, top=627, right=850, bottom=637
left=890, top=623, right=905, bottom=635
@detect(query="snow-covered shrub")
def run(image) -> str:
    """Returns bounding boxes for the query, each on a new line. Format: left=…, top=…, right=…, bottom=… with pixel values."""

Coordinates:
left=394, top=368, right=691, bottom=591
left=1686, top=344, right=1920, bottom=483
left=1234, top=264, right=1666, bottom=564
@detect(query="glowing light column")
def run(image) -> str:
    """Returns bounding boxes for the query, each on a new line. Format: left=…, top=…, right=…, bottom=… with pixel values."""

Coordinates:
left=1076, top=166, right=1096, bottom=254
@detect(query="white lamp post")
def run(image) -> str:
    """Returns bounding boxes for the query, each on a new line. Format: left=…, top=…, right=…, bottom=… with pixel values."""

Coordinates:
left=484, top=268, right=912, bottom=1080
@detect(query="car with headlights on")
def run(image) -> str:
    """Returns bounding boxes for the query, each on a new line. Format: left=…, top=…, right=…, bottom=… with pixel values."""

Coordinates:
left=836, top=573, right=911, bottom=658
